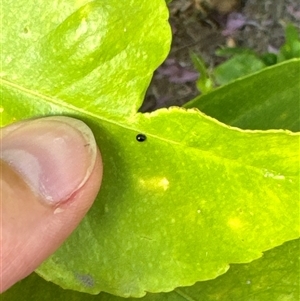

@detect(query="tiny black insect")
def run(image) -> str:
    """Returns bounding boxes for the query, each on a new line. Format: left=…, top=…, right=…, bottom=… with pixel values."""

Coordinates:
left=136, top=134, right=147, bottom=142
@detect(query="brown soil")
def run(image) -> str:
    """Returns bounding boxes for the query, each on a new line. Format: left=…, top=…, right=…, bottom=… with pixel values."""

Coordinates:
left=141, top=0, right=300, bottom=112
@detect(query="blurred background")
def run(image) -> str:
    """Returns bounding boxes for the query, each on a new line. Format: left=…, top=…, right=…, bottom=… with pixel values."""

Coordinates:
left=141, top=0, right=300, bottom=112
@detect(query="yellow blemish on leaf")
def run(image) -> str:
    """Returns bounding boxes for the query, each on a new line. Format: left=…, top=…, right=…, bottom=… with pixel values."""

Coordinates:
left=75, top=18, right=88, bottom=40
left=139, top=177, right=170, bottom=191
left=158, top=177, right=169, bottom=191
left=263, top=169, right=285, bottom=180
left=228, top=217, right=243, bottom=230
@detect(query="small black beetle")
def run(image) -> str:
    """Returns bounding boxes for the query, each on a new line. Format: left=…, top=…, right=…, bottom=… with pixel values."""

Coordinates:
left=136, top=134, right=147, bottom=142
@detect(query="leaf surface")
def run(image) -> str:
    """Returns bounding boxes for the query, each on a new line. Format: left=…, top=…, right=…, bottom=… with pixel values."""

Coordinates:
left=1, top=0, right=299, bottom=298
left=1, top=0, right=170, bottom=121
left=185, top=59, right=300, bottom=132
left=3, top=239, right=299, bottom=300
left=213, top=53, right=266, bottom=85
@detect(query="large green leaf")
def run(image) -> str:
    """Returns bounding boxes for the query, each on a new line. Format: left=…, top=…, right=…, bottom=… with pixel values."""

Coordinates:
left=213, top=53, right=266, bottom=85
left=184, top=59, right=300, bottom=132
left=3, top=239, right=299, bottom=300
left=1, top=0, right=170, bottom=120
left=1, top=0, right=299, bottom=298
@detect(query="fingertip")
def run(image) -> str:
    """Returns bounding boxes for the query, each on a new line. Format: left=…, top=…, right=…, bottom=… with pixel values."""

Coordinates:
left=0, top=117, right=103, bottom=293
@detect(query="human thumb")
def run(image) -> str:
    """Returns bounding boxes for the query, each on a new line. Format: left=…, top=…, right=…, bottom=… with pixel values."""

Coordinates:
left=0, top=116, right=103, bottom=293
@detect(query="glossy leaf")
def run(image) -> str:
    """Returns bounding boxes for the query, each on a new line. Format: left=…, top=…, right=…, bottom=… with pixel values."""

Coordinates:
left=2, top=104, right=299, bottom=297
left=35, top=107, right=299, bottom=297
left=1, top=0, right=299, bottom=298
left=3, top=239, right=299, bottom=300
left=173, top=239, right=300, bottom=301
left=185, top=59, right=300, bottom=132
left=1, top=0, right=170, bottom=121
left=213, top=53, right=266, bottom=85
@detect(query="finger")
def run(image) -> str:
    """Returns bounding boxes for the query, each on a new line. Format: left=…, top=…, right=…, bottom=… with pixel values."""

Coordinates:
left=0, top=116, right=103, bottom=293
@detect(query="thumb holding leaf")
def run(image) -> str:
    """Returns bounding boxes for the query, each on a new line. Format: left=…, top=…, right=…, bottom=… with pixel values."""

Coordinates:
left=0, top=116, right=103, bottom=293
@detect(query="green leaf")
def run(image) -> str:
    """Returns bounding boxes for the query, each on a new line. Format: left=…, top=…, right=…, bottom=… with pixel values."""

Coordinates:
left=173, top=239, right=300, bottom=301
left=213, top=53, right=266, bottom=85
left=278, top=24, right=300, bottom=62
left=260, top=52, right=277, bottom=66
left=185, top=59, right=300, bottom=132
left=1, top=0, right=170, bottom=121
left=3, top=239, right=299, bottom=300
left=1, top=0, right=299, bottom=298
left=37, top=109, right=299, bottom=297
left=3, top=104, right=299, bottom=297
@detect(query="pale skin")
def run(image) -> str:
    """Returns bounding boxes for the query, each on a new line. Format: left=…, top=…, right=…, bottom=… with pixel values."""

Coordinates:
left=0, top=117, right=103, bottom=293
